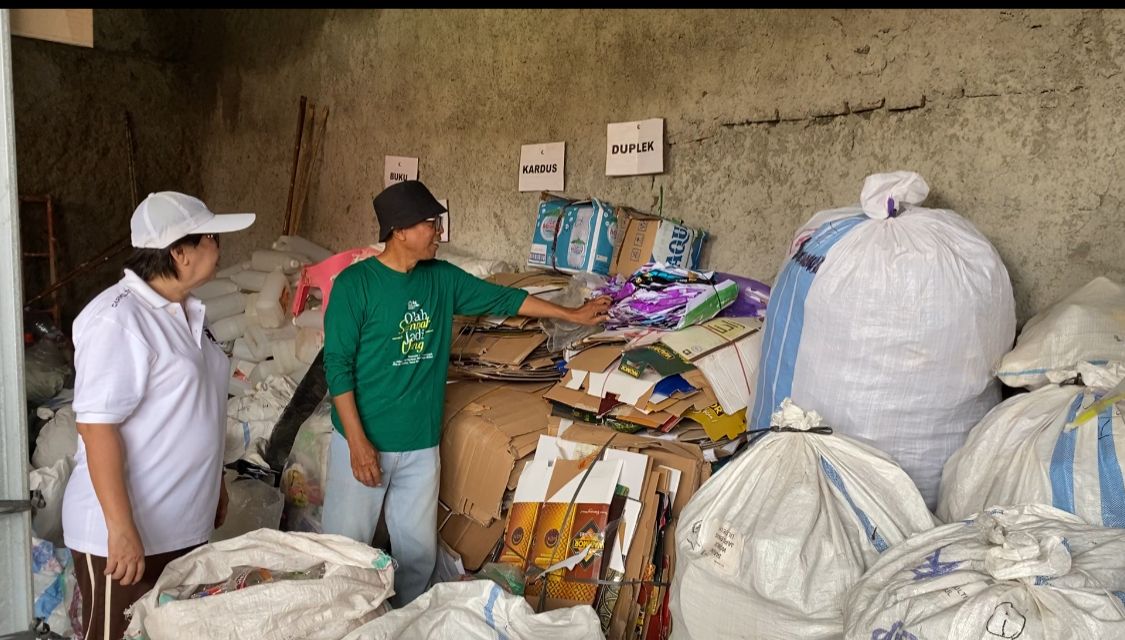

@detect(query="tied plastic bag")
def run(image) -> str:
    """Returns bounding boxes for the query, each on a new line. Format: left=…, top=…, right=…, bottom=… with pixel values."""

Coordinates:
left=31, top=537, right=77, bottom=638
left=280, top=397, right=334, bottom=533
left=843, top=504, right=1125, bottom=640
left=160, top=563, right=327, bottom=602
left=751, top=171, right=1015, bottom=508
left=938, top=364, right=1125, bottom=527
left=997, top=277, right=1125, bottom=389
left=670, top=399, right=935, bottom=640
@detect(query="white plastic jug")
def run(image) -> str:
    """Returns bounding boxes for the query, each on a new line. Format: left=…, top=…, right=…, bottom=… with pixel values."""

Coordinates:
left=296, top=327, right=324, bottom=363
left=271, top=338, right=303, bottom=374
left=215, top=261, right=251, bottom=280
left=203, top=292, right=247, bottom=323
left=294, top=307, right=324, bottom=330
left=210, top=313, right=247, bottom=343
left=231, top=269, right=270, bottom=292
left=255, top=269, right=290, bottom=329
left=273, top=235, right=334, bottom=263
left=192, top=278, right=238, bottom=300
left=252, top=249, right=304, bottom=274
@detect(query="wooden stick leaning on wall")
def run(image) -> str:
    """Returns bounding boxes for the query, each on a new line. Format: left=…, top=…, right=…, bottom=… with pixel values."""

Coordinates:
left=282, top=95, right=309, bottom=236
left=290, top=107, right=329, bottom=237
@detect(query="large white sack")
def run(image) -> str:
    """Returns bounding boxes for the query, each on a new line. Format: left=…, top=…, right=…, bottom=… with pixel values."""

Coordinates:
left=124, top=529, right=395, bottom=640
left=670, top=400, right=935, bottom=640
left=939, top=367, right=1125, bottom=526
left=32, top=404, right=77, bottom=469
left=997, top=277, right=1125, bottom=389
left=751, top=171, right=1015, bottom=508
left=844, top=504, right=1125, bottom=640
left=341, top=581, right=604, bottom=640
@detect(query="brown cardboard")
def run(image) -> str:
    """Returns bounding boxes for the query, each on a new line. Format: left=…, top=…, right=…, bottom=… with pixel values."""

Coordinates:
left=567, top=344, right=625, bottom=374
left=451, top=331, right=547, bottom=366
left=438, top=503, right=506, bottom=572
left=558, top=423, right=709, bottom=519
left=440, top=382, right=553, bottom=526
left=609, top=208, right=662, bottom=278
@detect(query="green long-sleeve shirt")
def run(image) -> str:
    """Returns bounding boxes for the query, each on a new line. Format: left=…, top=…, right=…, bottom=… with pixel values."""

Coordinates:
left=323, top=258, right=529, bottom=451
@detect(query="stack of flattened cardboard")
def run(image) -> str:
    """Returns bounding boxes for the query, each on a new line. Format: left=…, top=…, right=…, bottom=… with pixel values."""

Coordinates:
left=496, top=420, right=710, bottom=640
left=437, top=380, right=553, bottom=571
left=449, top=272, right=573, bottom=382
left=542, top=317, right=764, bottom=463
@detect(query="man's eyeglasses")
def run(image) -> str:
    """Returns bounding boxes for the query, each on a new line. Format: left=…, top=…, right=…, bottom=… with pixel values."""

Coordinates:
left=421, top=217, right=444, bottom=230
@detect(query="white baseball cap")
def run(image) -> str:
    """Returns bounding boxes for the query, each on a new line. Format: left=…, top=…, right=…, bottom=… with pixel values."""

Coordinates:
left=130, top=191, right=256, bottom=249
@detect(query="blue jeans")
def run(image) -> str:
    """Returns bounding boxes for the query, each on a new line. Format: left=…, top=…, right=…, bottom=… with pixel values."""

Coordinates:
left=321, top=430, right=439, bottom=608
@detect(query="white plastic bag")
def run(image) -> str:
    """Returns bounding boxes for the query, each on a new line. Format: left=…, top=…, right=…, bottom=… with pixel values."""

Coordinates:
left=435, top=246, right=516, bottom=279
left=341, top=581, right=604, bottom=640
left=670, top=400, right=935, bottom=640
left=224, top=375, right=297, bottom=465
left=997, top=277, right=1125, bottom=389
left=844, top=504, right=1125, bottom=640
left=939, top=368, right=1125, bottom=527
left=29, top=456, right=73, bottom=546
left=124, top=529, right=395, bottom=640
left=31, top=537, right=77, bottom=638
left=280, top=398, right=334, bottom=533
left=751, top=172, right=1016, bottom=507
left=32, top=404, right=77, bottom=469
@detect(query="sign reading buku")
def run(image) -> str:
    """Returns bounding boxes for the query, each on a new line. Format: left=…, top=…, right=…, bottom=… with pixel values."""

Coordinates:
left=605, top=118, right=664, bottom=176
left=384, top=155, right=419, bottom=188
left=518, top=142, right=565, bottom=192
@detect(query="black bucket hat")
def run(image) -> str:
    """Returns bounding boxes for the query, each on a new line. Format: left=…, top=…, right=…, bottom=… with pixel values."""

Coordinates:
left=372, top=180, right=448, bottom=243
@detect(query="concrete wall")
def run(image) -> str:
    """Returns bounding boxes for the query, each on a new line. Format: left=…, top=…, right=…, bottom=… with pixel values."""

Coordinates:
left=33, top=9, right=1125, bottom=324
left=12, top=9, right=202, bottom=327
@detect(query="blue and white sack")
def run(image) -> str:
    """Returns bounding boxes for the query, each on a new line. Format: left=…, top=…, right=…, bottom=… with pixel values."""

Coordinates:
left=670, top=400, right=935, bottom=640
left=844, top=504, right=1125, bottom=640
left=939, top=363, right=1125, bottom=526
left=751, top=171, right=1015, bottom=508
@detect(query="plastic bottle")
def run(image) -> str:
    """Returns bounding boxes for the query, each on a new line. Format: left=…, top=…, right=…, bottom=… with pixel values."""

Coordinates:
left=216, top=261, right=251, bottom=280
left=271, top=338, right=303, bottom=373
left=242, top=324, right=273, bottom=361
left=294, top=308, right=324, bottom=330
left=243, top=293, right=260, bottom=323
left=255, top=269, right=290, bottom=329
left=251, top=250, right=303, bottom=274
left=295, top=327, right=324, bottom=363
left=273, top=235, right=334, bottom=263
left=231, top=270, right=270, bottom=292
left=249, top=359, right=286, bottom=385
left=203, top=292, right=247, bottom=323
left=210, top=314, right=248, bottom=343
left=192, top=279, right=238, bottom=300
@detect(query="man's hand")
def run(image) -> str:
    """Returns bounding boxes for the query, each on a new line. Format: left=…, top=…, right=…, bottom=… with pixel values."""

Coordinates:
left=349, top=436, right=383, bottom=488
left=567, top=296, right=612, bottom=326
left=215, top=477, right=229, bottom=529
left=106, top=524, right=146, bottom=586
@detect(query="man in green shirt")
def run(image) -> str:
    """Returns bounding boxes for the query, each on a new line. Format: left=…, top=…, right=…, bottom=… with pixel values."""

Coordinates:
left=322, top=180, right=608, bottom=607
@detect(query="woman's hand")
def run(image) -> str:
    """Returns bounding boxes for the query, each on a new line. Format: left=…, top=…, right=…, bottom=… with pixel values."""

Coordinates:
left=106, top=524, right=146, bottom=586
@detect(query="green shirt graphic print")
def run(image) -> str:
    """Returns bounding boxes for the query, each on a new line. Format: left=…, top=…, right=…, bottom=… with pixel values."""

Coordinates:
left=322, top=258, right=529, bottom=451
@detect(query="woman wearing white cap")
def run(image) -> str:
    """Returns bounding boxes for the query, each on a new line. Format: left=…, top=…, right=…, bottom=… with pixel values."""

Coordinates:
left=61, top=192, right=255, bottom=639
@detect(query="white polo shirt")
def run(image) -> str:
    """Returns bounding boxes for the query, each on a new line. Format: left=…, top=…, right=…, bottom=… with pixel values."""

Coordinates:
left=63, top=269, right=229, bottom=556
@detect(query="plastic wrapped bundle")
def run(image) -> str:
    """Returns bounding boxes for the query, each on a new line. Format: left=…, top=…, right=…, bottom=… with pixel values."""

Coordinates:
left=844, top=504, right=1125, bottom=640
left=751, top=171, right=1015, bottom=508
left=670, top=400, right=935, bottom=640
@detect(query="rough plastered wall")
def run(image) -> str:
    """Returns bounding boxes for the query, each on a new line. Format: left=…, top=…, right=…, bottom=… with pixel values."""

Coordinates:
left=192, top=9, right=1125, bottom=322
left=12, top=9, right=201, bottom=328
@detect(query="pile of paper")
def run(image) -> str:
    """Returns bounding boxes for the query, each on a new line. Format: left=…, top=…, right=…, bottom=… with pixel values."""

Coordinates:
left=594, top=263, right=738, bottom=330
left=543, top=317, right=764, bottom=463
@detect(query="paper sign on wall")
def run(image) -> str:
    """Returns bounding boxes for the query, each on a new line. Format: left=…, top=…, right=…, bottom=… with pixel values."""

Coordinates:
left=605, top=118, right=664, bottom=176
left=518, top=142, right=565, bottom=192
left=438, top=199, right=450, bottom=243
left=384, top=156, right=419, bottom=188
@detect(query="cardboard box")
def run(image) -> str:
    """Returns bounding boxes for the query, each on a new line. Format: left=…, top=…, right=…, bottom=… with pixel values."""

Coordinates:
left=609, top=208, right=707, bottom=277
left=437, top=503, right=507, bottom=572
left=528, top=195, right=618, bottom=276
left=439, top=381, right=553, bottom=526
